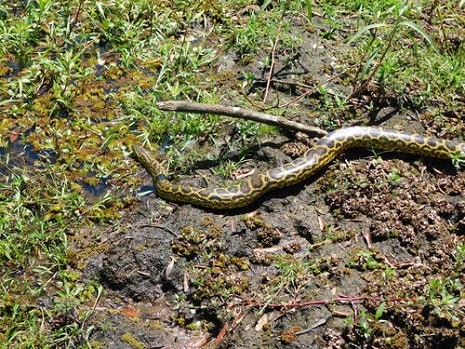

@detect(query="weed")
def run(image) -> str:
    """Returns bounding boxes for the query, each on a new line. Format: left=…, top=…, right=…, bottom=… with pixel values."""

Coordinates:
left=451, top=151, right=465, bottom=169
left=349, top=4, right=436, bottom=94
left=212, top=158, right=246, bottom=179
left=387, top=169, right=403, bottom=183
left=1, top=0, right=464, bottom=346
left=426, top=277, right=461, bottom=308
left=347, top=250, right=384, bottom=271
left=382, top=267, right=396, bottom=281
left=357, top=311, right=374, bottom=340
left=374, top=301, right=386, bottom=320
left=271, top=254, right=320, bottom=291
left=343, top=0, right=465, bottom=111
left=453, top=244, right=465, bottom=269
left=0, top=168, right=99, bottom=347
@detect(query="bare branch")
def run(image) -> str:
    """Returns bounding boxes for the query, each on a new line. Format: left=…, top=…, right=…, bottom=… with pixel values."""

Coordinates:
left=156, top=101, right=328, bottom=137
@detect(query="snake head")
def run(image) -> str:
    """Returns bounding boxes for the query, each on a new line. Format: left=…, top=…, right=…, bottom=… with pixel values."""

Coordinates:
left=133, top=145, right=168, bottom=179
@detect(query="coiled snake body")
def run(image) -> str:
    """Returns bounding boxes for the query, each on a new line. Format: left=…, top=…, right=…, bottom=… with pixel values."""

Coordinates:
left=134, top=126, right=465, bottom=209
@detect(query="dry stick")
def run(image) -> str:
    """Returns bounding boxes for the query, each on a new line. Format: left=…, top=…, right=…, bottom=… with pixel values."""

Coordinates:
left=250, top=295, right=410, bottom=309
left=263, top=20, right=282, bottom=104
left=277, top=69, right=351, bottom=109
left=243, top=66, right=355, bottom=111
left=157, top=101, right=328, bottom=137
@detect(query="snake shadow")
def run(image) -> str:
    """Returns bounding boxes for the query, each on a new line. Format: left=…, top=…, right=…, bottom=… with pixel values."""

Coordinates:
left=136, top=139, right=461, bottom=215
left=207, top=146, right=461, bottom=215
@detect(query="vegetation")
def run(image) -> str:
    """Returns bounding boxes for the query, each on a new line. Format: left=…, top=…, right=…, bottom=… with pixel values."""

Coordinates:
left=0, top=0, right=464, bottom=347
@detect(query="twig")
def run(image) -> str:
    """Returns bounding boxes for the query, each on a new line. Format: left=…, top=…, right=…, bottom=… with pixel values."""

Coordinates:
left=157, top=101, right=327, bottom=137
left=140, top=223, right=178, bottom=237
left=229, top=293, right=411, bottom=309
left=266, top=295, right=409, bottom=308
left=263, top=20, right=282, bottom=104
left=295, top=316, right=330, bottom=335
left=276, top=69, right=351, bottom=109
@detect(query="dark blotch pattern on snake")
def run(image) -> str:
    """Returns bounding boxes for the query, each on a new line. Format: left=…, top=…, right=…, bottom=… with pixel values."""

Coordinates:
left=133, top=126, right=465, bottom=209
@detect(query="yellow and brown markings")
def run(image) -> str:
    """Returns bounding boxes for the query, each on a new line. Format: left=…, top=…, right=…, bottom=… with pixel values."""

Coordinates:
left=133, top=127, right=465, bottom=209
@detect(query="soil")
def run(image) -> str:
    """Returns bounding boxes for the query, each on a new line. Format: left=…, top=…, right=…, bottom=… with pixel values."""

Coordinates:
left=81, top=12, right=465, bottom=349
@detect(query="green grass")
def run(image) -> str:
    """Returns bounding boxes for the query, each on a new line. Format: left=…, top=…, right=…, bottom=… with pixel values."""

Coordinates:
left=0, top=0, right=464, bottom=346
left=0, top=169, right=102, bottom=347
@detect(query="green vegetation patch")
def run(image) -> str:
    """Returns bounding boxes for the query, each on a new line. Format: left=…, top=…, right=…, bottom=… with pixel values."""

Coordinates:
left=1, top=0, right=464, bottom=347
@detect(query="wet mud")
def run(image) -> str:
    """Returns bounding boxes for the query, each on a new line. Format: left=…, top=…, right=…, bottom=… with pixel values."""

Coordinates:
left=83, top=145, right=465, bottom=348
left=82, top=12, right=464, bottom=349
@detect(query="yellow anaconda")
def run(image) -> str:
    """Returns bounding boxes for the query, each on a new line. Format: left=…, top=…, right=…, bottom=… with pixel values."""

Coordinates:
left=133, top=126, right=465, bottom=209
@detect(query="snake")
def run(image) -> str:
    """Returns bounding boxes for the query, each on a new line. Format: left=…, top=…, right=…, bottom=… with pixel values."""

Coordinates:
left=133, top=126, right=465, bottom=209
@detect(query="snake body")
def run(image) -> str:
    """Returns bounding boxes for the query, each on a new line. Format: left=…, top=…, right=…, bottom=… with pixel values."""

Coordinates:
left=133, top=126, right=465, bottom=209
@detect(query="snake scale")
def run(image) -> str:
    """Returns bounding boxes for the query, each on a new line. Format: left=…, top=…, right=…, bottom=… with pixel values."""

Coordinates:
left=133, top=126, right=465, bottom=209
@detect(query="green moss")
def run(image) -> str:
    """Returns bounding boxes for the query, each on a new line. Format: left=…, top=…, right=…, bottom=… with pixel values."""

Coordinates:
left=1, top=0, right=464, bottom=346
left=121, top=332, right=145, bottom=349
